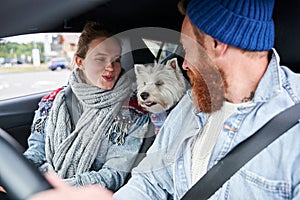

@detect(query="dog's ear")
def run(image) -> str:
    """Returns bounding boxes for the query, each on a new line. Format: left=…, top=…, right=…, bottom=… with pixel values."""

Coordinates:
left=134, top=64, right=146, bottom=75
left=166, top=58, right=179, bottom=71
left=166, top=58, right=186, bottom=86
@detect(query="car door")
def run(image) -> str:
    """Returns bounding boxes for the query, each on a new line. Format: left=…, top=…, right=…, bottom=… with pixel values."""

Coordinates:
left=0, top=92, right=47, bottom=150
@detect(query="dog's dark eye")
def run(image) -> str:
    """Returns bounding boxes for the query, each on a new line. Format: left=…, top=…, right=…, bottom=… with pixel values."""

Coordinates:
left=155, top=80, right=164, bottom=86
left=143, top=82, right=146, bottom=86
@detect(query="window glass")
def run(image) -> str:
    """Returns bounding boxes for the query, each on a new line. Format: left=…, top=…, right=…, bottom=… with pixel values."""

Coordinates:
left=0, top=33, right=80, bottom=100
left=142, top=38, right=179, bottom=62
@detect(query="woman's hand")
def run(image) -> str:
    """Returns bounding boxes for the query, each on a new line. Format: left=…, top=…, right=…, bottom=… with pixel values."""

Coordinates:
left=29, top=173, right=114, bottom=200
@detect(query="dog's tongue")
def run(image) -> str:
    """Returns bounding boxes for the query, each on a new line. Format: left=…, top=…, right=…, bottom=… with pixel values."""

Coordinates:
left=145, top=102, right=157, bottom=107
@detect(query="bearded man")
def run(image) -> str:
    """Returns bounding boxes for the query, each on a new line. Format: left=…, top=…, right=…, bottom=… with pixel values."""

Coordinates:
left=30, top=0, right=300, bottom=199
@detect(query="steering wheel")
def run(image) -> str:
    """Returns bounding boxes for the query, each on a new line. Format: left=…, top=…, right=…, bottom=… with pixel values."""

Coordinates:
left=0, top=128, right=52, bottom=200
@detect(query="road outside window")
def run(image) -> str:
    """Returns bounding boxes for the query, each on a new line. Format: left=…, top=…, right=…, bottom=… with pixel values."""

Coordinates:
left=0, top=33, right=80, bottom=100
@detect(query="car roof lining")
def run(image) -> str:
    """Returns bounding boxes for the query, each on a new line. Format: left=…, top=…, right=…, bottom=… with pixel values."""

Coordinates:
left=0, top=0, right=183, bottom=39
left=1, top=0, right=300, bottom=72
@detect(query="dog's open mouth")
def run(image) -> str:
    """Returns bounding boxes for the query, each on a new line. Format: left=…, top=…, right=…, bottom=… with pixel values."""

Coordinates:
left=144, top=101, right=157, bottom=107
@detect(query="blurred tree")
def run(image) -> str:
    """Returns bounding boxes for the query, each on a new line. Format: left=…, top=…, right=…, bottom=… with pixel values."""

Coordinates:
left=0, top=41, right=44, bottom=61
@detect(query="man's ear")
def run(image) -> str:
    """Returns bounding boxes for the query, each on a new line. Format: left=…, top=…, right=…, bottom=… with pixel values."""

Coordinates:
left=213, top=39, right=228, bottom=57
left=75, top=55, right=84, bottom=70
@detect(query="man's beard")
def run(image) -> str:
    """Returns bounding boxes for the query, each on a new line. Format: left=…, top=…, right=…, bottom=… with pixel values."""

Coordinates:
left=187, top=64, right=225, bottom=113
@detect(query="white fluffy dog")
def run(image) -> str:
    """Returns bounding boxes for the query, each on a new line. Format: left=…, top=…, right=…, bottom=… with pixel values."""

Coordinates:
left=134, top=58, right=186, bottom=134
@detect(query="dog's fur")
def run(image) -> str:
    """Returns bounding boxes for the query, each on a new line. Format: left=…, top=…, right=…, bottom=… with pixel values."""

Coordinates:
left=134, top=58, right=186, bottom=133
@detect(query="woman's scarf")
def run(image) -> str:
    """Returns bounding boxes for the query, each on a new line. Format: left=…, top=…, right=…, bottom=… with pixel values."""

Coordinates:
left=44, top=68, right=132, bottom=178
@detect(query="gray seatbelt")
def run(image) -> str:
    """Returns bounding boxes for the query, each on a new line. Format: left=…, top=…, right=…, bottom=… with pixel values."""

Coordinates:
left=64, top=85, right=81, bottom=132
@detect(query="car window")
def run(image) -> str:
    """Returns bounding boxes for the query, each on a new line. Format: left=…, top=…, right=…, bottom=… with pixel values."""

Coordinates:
left=0, top=33, right=80, bottom=100
left=142, top=38, right=179, bottom=62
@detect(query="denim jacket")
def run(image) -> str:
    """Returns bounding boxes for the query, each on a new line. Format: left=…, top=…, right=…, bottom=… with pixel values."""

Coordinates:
left=114, top=49, right=300, bottom=199
left=23, top=89, right=151, bottom=192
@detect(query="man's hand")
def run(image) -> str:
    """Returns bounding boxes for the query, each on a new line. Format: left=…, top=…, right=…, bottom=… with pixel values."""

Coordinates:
left=29, top=173, right=114, bottom=200
left=0, top=186, right=6, bottom=193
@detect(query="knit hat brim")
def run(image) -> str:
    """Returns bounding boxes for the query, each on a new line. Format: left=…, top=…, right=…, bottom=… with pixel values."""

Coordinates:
left=187, top=0, right=275, bottom=51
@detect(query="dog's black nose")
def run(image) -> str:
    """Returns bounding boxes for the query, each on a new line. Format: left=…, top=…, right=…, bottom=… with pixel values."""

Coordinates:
left=140, top=92, right=149, bottom=100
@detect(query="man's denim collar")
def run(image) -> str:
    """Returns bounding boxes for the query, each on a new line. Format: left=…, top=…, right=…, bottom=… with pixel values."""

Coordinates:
left=253, top=48, right=282, bottom=103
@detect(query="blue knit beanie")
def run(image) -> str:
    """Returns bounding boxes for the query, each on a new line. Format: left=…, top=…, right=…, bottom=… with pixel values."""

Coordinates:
left=187, top=0, right=275, bottom=51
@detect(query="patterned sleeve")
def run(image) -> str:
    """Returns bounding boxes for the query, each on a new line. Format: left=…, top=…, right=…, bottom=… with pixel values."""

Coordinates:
left=23, top=87, right=65, bottom=168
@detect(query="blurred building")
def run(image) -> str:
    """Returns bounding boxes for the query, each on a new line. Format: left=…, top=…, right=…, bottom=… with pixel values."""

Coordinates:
left=44, top=33, right=79, bottom=61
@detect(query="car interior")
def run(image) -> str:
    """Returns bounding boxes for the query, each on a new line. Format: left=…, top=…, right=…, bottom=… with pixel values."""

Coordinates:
left=0, top=0, right=300, bottom=199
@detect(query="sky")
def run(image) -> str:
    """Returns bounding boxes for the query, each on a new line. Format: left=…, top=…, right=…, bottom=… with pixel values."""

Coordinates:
left=2, top=33, right=47, bottom=43
left=2, top=33, right=80, bottom=44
